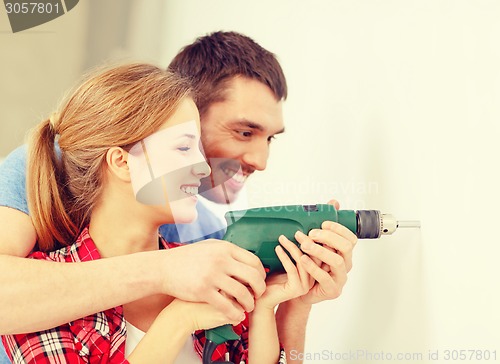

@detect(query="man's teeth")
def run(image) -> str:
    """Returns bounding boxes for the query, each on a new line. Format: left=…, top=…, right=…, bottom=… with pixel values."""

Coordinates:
left=181, top=186, right=198, bottom=195
left=222, top=168, right=247, bottom=183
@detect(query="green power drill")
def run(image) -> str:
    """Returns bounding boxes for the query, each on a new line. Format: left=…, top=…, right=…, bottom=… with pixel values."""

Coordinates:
left=202, top=204, right=420, bottom=364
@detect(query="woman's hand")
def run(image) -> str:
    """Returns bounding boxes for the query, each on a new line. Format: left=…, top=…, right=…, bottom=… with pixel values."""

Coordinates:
left=255, top=235, right=314, bottom=311
left=247, top=237, right=313, bottom=364
left=166, top=298, right=245, bottom=333
left=296, top=219, right=357, bottom=305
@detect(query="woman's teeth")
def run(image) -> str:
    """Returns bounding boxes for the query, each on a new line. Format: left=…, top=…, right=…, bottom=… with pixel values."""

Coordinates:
left=181, top=186, right=198, bottom=195
left=222, top=168, right=246, bottom=183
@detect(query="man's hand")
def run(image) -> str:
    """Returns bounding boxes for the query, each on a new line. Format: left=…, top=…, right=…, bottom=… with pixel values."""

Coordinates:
left=159, top=239, right=267, bottom=322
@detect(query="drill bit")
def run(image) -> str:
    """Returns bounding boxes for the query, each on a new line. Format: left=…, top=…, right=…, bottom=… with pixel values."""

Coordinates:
left=397, top=220, right=421, bottom=228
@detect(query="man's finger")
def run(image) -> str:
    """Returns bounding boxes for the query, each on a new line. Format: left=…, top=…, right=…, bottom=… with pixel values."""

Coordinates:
left=206, top=290, right=245, bottom=322
left=327, top=199, right=340, bottom=210
left=230, top=243, right=267, bottom=278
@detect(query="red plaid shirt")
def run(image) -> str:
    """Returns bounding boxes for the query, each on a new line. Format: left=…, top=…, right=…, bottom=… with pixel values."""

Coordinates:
left=2, top=228, right=285, bottom=363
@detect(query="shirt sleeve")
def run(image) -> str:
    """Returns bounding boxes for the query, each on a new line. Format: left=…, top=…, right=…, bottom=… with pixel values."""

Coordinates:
left=1, top=235, right=128, bottom=364
left=0, top=249, right=81, bottom=363
left=2, top=318, right=129, bottom=364
left=0, top=145, right=29, bottom=215
left=2, top=328, right=88, bottom=364
left=1, top=249, right=129, bottom=364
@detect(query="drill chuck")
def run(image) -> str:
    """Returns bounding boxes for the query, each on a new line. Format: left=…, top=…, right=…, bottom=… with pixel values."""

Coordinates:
left=356, top=210, right=398, bottom=238
left=356, top=211, right=421, bottom=238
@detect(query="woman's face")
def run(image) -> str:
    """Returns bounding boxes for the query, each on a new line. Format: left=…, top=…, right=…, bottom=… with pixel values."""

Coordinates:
left=128, top=98, right=210, bottom=224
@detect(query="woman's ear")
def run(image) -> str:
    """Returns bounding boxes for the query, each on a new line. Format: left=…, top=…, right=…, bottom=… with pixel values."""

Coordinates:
left=105, top=147, right=131, bottom=182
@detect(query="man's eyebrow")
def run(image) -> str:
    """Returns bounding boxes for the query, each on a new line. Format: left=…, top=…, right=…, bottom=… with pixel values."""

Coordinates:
left=231, top=120, right=285, bottom=135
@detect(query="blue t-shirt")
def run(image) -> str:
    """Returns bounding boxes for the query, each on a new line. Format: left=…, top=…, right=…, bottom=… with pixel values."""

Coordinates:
left=0, top=344, right=9, bottom=364
left=0, top=145, right=29, bottom=215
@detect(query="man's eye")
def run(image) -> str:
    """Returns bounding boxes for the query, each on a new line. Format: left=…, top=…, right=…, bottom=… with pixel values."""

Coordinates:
left=237, top=130, right=253, bottom=138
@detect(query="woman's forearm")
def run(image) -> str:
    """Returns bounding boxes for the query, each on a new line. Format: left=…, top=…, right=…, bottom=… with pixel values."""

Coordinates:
left=248, top=305, right=281, bottom=364
left=127, top=303, right=192, bottom=364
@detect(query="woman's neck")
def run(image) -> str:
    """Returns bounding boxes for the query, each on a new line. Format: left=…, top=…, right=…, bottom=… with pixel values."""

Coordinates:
left=90, top=202, right=175, bottom=331
left=87, top=177, right=176, bottom=331
left=88, top=194, right=161, bottom=258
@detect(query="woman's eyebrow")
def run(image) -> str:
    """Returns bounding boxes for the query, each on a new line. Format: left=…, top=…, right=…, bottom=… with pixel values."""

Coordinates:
left=176, top=133, right=196, bottom=140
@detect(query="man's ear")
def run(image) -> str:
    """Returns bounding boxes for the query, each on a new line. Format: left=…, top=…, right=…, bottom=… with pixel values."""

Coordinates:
left=105, top=147, right=131, bottom=182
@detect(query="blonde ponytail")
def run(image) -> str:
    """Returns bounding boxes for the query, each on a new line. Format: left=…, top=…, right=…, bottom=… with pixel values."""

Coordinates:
left=27, top=118, right=77, bottom=251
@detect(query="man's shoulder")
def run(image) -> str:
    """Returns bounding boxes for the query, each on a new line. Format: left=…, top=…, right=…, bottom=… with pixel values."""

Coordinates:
left=0, top=145, right=29, bottom=214
left=0, top=145, right=27, bottom=179
left=0, top=145, right=27, bottom=169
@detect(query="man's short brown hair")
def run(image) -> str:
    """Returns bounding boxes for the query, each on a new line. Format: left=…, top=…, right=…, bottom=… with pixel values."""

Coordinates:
left=168, top=31, right=288, bottom=118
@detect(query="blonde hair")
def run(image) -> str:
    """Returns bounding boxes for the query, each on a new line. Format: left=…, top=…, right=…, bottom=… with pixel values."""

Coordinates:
left=27, top=63, right=193, bottom=251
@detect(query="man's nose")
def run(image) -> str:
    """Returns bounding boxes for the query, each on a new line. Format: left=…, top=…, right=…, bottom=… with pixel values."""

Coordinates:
left=242, top=144, right=269, bottom=171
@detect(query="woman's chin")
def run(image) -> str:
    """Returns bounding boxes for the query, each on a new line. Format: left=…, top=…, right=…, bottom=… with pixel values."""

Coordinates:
left=170, top=202, right=198, bottom=225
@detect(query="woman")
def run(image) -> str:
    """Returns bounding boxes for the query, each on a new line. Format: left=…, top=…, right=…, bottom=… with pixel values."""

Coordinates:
left=1, top=63, right=311, bottom=363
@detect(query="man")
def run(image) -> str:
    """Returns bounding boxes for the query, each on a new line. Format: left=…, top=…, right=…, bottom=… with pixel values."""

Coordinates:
left=0, top=32, right=356, bottom=363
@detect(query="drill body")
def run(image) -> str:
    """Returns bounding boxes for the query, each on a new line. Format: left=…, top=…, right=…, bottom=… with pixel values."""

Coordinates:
left=222, top=203, right=387, bottom=274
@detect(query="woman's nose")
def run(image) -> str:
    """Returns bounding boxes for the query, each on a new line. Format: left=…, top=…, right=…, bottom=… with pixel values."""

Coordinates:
left=192, top=159, right=211, bottom=178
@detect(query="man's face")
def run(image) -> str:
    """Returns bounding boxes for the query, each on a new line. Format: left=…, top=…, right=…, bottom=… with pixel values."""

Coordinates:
left=199, top=76, right=284, bottom=204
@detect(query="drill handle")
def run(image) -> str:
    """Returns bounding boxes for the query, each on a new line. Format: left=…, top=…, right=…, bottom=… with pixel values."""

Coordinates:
left=203, top=324, right=239, bottom=364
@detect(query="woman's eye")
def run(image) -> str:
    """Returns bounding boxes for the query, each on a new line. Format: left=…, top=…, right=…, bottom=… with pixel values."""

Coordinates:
left=178, top=146, right=191, bottom=152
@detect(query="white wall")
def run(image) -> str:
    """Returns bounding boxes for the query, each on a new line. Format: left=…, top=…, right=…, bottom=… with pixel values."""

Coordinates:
left=0, top=0, right=166, bottom=157
left=0, top=1, right=89, bottom=157
left=161, top=1, right=500, bottom=363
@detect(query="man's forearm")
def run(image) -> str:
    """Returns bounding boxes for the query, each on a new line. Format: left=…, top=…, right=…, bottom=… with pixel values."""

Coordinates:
left=0, top=252, right=161, bottom=334
left=276, top=299, right=312, bottom=364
